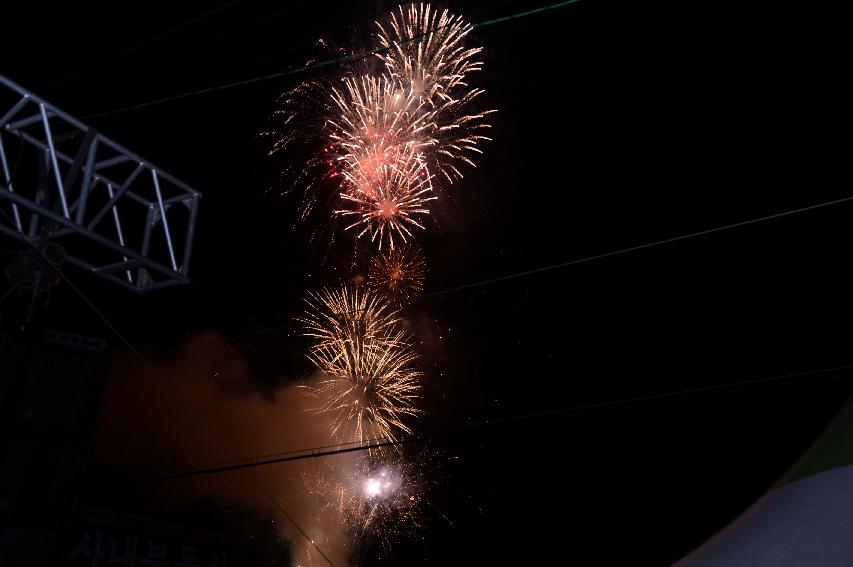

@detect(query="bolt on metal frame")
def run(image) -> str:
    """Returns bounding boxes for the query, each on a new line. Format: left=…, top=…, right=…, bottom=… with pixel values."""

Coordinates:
left=0, top=74, right=201, bottom=293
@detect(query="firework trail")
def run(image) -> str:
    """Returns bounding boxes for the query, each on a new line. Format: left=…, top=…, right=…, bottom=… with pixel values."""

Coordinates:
left=261, top=78, right=345, bottom=246
left=299, top=285, right=423, bottom=445
left=367, top=243, right=427, bottom=305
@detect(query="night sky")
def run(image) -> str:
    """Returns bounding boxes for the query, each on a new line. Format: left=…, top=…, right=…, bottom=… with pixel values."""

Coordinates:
left=3, top=0, right=853, bottom=565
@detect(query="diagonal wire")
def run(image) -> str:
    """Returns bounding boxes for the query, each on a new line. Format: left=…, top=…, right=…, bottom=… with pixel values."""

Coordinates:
left=0, top=281, right=21, bottom=305
left=46, top=0, right=241, bottom=90
left=206, top=0, right=519, bottom=87
left=0, top=209, right=336, bottom=566
left=82, top=0, right=583, bottom=120
left=147, top=0, right=314, bottom=75
left=418, top=193, right=853, bottom=299
left=145, top=192, right=853, bottom=358
left=474, top=0, right=582, bottom=25
left=149, top=362, right=853, bottom=480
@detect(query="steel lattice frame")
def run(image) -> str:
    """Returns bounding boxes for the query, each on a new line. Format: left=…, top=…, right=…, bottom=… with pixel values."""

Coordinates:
left=0, top=74, right=201, bottom=293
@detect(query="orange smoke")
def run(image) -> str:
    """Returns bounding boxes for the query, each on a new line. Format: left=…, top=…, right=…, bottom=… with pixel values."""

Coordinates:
left=93, top=332, right=355, bottom=566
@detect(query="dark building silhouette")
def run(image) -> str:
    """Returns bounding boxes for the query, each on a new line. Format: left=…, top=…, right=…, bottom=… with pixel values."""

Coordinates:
left=0, top=330, right=109, bottom=566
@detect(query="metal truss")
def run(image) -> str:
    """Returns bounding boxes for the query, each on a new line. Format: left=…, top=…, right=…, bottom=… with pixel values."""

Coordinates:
left=0, top=74, right=201, bottom=293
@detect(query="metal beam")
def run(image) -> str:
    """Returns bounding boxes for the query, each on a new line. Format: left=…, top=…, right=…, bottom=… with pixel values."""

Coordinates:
left=0, top=73, right=201, bottom=293
left=0, top=189, right=188, bottom=282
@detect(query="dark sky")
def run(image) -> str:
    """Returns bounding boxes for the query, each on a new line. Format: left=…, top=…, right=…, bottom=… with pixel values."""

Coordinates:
left=3, top=0, right=853, bottom=565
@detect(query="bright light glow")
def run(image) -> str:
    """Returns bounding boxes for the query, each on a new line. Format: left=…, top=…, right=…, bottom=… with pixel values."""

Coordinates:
left=365, top=478, right=382, bottom=497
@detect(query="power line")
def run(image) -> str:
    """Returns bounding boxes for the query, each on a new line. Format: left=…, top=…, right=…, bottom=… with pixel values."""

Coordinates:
left=190, top=1, right=533, bottom=120
left=204, top=7, right=378, bottom=86
left=149, top=362, right=853, bottom=481
left=474, top=0, right=582, bottom=26
left=418, top=193, right=853, bottom=299
left=175, top=0, right=533, bottom=116
left=0, top=281, right=20, bottom=306
left=46, top=0, right=242, bottom=90
left=205, top=0, right=547, bottom=86
left=145, top=192, right=853, bottom=358
left=82, top=0, right=583, bottom=120
left=145, top=0, right=315, bottom=79
left=0, top=210, right=337, bottom=567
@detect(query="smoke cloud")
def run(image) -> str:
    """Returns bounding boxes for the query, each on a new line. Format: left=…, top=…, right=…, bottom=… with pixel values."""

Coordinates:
left=93, top=332, right=358, bottom=566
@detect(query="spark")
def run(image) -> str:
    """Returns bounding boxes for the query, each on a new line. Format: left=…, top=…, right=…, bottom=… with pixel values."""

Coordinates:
left=301, top=448, right=439, bottom=553
left=346, top=456, right=425, bottom=552
left=367, top=243, right=427, bottom=305
left=260, top=78, right=346, bottom=243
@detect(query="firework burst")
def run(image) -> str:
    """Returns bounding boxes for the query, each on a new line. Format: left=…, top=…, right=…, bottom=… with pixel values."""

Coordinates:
left=344, top=452, right=429, bottom=553
left=367, top=244, right=427, bottom=305
left=336, top=143, right=436, bottom=250
left=299, top=285, right=423, bottom=444
left=376, top=3, right=495, bottom=182
left=302, top=447, right=439, bottom=554
left=377, top=4, right=482, bottom=102
left=305, top=331, right=422, bottom=445
left=265, top=2, right=496, bottom=559
left=297, top=285, right=399, bottom=350
left=264, top=3, right=493, bottom=245
left=328, top=74, right=433, bottom=168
